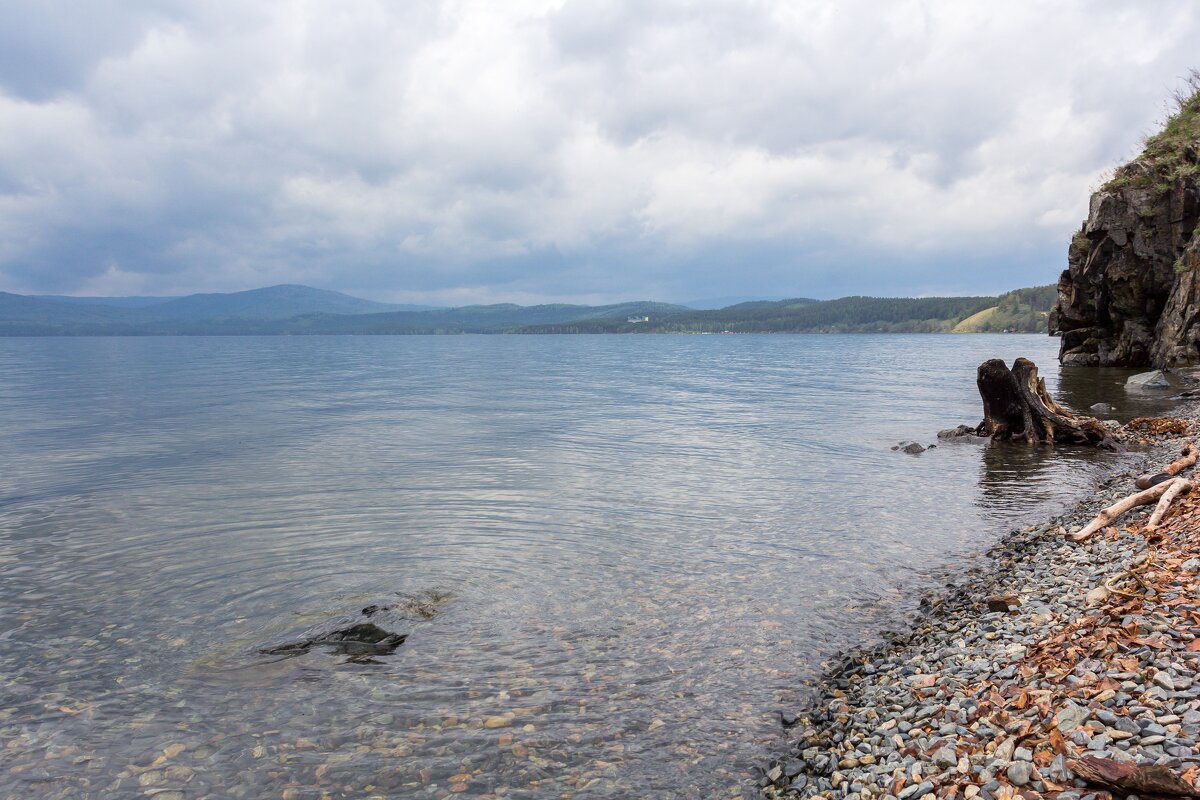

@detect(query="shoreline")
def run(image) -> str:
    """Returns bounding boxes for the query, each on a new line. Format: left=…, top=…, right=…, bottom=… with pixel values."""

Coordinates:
left=763, top=408, right=1200, bottom=799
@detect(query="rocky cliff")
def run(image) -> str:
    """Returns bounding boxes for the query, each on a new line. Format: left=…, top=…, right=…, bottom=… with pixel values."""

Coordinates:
left=1051, top=77, right=1200, bottom=367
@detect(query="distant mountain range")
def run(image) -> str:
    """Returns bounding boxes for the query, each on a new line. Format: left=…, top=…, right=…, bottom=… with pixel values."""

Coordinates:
left=21, top=284, right=415, bottom=320
left=0, top=285, right=690, bottom=335
left=0, top=283, right=1057, bottom=335
left=32, top=294, right=185, bottom=309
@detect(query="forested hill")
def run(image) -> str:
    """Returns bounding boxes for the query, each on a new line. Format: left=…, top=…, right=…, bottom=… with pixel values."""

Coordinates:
left=0, top=284, right=1056, bottom=335
left=519, top=286, right=1057, bottom=334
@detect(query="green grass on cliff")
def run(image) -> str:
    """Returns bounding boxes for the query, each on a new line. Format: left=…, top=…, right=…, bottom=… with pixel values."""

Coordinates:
left=1106, top=70, right=1200, bottom=193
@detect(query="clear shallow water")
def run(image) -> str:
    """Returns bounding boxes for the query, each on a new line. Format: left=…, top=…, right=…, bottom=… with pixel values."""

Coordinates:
left=0, top=334, right=1177, bottom=799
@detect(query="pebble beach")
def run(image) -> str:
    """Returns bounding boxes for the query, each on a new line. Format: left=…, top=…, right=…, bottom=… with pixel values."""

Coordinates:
left=764, top=409, right=1200, bottom=800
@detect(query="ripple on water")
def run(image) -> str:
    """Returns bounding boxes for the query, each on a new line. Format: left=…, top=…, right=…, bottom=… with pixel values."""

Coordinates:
left=0, top=334, right=1178, bottom=797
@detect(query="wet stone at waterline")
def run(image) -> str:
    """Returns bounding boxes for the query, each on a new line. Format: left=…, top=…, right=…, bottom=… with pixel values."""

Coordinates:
left=892, top=441, right=932, bottom=455
left=762, top=429, right=1200, bottom=799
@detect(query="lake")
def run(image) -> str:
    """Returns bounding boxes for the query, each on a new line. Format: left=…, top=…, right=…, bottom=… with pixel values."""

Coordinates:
left=0, top=334, right=1173, bottom=799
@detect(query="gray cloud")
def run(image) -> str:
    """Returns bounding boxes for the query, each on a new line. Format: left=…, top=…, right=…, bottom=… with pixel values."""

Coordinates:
left=0, top=0, right=1197, bottom=303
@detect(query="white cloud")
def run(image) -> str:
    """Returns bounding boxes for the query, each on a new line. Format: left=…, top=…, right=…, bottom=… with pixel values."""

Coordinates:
left=0, top=0, right=1196, bottom=301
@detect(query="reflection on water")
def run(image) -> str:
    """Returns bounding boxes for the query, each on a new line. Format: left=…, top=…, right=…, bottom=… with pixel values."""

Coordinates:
left=1055, top=365, right=1180, bottom=421
left=974, top=363, right=1174, bottom=510
left=977, top=439, right=1112, bottom=511
left=0, top=335, right=1164, bottom=798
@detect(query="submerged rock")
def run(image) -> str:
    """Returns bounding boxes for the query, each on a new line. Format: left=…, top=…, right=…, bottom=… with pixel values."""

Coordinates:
left=260, top=621, right=407, bottom=659
left=258, top=589, right=452, bottom=661
left=891, top=441, right=926, bottom=455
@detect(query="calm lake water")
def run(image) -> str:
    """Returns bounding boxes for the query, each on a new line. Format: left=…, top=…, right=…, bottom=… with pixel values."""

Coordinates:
left=0, top=334, right=1176, bottom=799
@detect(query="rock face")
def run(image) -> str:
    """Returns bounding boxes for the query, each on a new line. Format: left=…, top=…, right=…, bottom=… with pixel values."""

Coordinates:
left=1051, top=79, right=1200, bottom=367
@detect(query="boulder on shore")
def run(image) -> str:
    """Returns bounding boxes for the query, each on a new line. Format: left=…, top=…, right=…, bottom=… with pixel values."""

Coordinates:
left=1126, top=370, right=1174, bottom=389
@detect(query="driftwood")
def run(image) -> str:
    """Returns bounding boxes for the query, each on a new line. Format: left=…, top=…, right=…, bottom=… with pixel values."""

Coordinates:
left=1147, top=478, right=1194, bottom=532
left=1070, top=755, right=1200, bottom=798
left=1070, top=440, right=1198, bottom=542
left=1069, top=480, right=1178, bottom=542
left=976, top=358, right=1116, bottom=447
left=1137, top=443, right=1200, bottom=489
left=1104, top=547, right=1157, bottom=598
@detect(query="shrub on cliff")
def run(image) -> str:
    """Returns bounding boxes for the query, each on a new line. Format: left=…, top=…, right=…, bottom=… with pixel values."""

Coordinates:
left=1106, top=69, right=1200, bottom=192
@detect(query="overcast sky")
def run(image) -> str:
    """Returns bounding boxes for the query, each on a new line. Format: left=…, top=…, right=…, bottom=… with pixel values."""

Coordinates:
left=0, top=1, right=1196, bottom=305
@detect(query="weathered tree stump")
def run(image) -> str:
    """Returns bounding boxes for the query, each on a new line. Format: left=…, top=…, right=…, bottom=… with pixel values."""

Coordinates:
left=1070, top=755, right=1200, bottom=798
left=976, top=357, right=1117, bottom=448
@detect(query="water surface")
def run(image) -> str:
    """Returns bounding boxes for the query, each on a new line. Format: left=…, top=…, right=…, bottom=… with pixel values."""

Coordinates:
left=0, top=334, right=1175, bottom=798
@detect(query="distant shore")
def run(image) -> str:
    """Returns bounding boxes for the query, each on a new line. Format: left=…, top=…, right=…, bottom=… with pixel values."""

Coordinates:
left=0, top=329, right=1055, bottom=337
left=763, top=409, right=1200, bottom=799
left=1, top=284, right=1055, bottom=336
